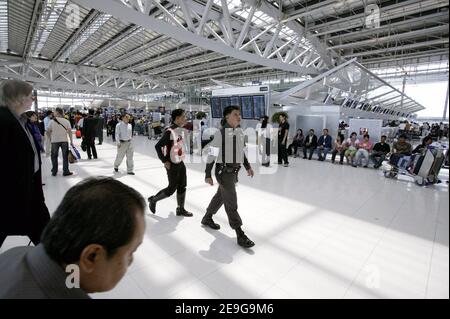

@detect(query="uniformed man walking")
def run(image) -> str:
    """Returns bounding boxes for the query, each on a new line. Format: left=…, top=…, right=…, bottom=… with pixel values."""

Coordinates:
left=202, top=105, right=255, bottom=248
left=148, top=109, right=193, bottom=217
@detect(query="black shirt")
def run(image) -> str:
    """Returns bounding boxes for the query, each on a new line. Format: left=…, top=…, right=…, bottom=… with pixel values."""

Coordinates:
left=372, top=142, right=390, bottom=154
left=278, top=122, right=289, bottom=140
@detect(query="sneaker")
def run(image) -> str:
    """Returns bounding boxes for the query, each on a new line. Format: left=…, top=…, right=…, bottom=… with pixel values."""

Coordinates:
left=63, top=172, right=73, bottom=176
left=283, top=163, right=289, bottom=167
left=51, top=172, right=57, bottom=176
left=127, top=172, right=135, bottom=175
left=201, top=216, right=220, bottom=230
left=237, top=233, right=255, bottom=248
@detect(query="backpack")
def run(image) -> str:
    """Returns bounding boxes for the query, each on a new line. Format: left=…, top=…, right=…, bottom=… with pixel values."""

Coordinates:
left=162, top=128, right=185, bottom=164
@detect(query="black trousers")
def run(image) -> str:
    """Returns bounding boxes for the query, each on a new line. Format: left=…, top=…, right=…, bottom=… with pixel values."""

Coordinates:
left=162, top=162, right=187, bottom=197
left=206, top=167, right=242, bottom=230
left=278, top=138, right=289, bottom=164
left=303, top=146, right=316, bottom=159
left=85, top=137, right=97, bottom=159
left=288, top=140, right=302, bottom=156
left=331, top=149, right=344, bottom=163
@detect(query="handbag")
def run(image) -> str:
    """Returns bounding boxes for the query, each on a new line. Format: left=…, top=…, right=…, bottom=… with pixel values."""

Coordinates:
left=71, top=144, right=81, bottom=160
left=68, top=152, right=75, bottom=163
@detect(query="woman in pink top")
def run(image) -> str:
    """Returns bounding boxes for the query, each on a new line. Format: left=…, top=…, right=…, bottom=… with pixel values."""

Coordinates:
left=354, top=134, right=373, bottom=167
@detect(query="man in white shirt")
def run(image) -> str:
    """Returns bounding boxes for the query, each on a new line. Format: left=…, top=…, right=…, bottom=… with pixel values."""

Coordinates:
left=47, top=108, right=73, bottom=176
left=43, top=110, right=53, bottom=156
left=114, top=114, right=135, bottom=175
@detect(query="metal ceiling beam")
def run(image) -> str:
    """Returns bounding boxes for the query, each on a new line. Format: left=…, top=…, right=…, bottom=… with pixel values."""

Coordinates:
left=101, top=35, right=168, bottom=67
left=344, top=39, right=450, bottom=58
left=327, top=11, right=449, bottom=43
left=0, top=70, right=150, bottom=96
left=244, top=0, right=339, bottom=67
left=51, top=9, right=102, bottom=62
left=355, top=62, right=425, bottom=111
left=310, top=0, right=448, bottom=36
left=72, top=0, right=319, bottom=75
left=274, top=58, right=357, bottom=102
left=329, top=25, right=449, bottom=51
left=23, top=0, right=44, bottom=58
left=77, top=25, right=142, bottom=65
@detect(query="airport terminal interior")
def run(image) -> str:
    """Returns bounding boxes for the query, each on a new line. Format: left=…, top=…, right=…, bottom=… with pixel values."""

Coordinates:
left=0, top=0, right=449, bottom=299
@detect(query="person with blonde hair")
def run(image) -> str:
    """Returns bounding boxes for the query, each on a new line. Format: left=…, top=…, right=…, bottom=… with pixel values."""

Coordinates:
left=0, top=79, right=50, bottom=247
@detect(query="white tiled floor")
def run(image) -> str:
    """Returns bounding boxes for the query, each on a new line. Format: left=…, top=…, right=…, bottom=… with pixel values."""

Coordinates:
left=1, top=135, right=448, bottom=299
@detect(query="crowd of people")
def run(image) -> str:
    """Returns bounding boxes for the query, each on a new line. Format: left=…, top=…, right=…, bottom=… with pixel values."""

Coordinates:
left=0, top=79, right=448, bottom=299
left=0, top=80, right=257, bottom=298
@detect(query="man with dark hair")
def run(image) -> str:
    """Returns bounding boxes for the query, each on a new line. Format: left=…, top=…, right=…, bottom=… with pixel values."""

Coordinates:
left=317, top=128, right=332, bottom=161
left=95, top=111, right=104, bottom=145
left=43, top=110, right=53, bottom=156
left=277, top=114, right=289, bottom=167
left=370, top=135, right=390, bottom=169
left=47, top=107, right=73, bottom=176
left=148, top=108, right=193, bottom=217
left=303, top=129, right=318, bottom=160
left=82, top=109, right=99, bottom=160
left=0, top=177, right=146, bottom=298
left=114, top=114, right=135, bottom=175
left=202, top=105, right=255, bottom=248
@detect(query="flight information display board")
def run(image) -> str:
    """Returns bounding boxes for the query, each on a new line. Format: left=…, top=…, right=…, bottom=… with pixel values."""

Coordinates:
left=211, top=96, right=222, bottom=118
left=252, top=95, right=266, bottom=119
left=211, top=94, right=267, bottom=119
left=240, top=96, right=253, bottom=119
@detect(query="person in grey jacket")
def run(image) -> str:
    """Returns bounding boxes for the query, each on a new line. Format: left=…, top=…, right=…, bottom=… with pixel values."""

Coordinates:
left=0, top=177, right=145, bottom=299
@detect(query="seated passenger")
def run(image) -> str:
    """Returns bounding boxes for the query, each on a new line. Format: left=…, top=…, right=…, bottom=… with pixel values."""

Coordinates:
left=354, top=134, right=373, bottom=167
left=412, top=135, right=433, bottom=155
left=0, top=177, right=146, bottom=299
left=391, top=134, right=413, bottom=169
left=331, top=134, right=345, bottom=164
left=288, top=129, right=304, bottom=158
left=303, top=129, right=318, bottom=160
left=370, top=135, right=391, bottom=169
left=344, top=132, right=359, bottom=166
left=317, top=129, right=332, bottom=161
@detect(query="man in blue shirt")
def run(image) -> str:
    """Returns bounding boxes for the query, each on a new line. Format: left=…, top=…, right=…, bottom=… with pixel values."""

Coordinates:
left=317, top=129, right=333, bottom=161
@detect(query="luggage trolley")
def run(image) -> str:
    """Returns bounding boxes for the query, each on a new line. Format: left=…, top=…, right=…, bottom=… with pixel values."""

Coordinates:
left=383, top=148, right=447, bottom=186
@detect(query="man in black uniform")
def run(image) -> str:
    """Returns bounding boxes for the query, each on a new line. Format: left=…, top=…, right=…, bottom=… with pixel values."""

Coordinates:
left=148, top=109, right=193, bottom=217
left=278, top=113, right=289, bottom=167
left=202, top=106, right=255, bottom=248
left=82, top=109, right=99, bottom=160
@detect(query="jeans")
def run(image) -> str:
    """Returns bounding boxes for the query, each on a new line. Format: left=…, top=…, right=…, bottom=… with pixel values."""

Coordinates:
left=51, top=142, right=70, bottom=174
left=317, top=147, right=331, bottom=161
left=355, top=149, right=370, bottom=166
left=370, top=153, right=386, bottom=167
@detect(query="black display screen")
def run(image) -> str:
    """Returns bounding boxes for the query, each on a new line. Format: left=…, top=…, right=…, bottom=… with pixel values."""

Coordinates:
left=240, top=96, right=253, bottom=119
left=211, top=96, right=222, bottom=118
left=252, top=95, right=266, bottom=119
